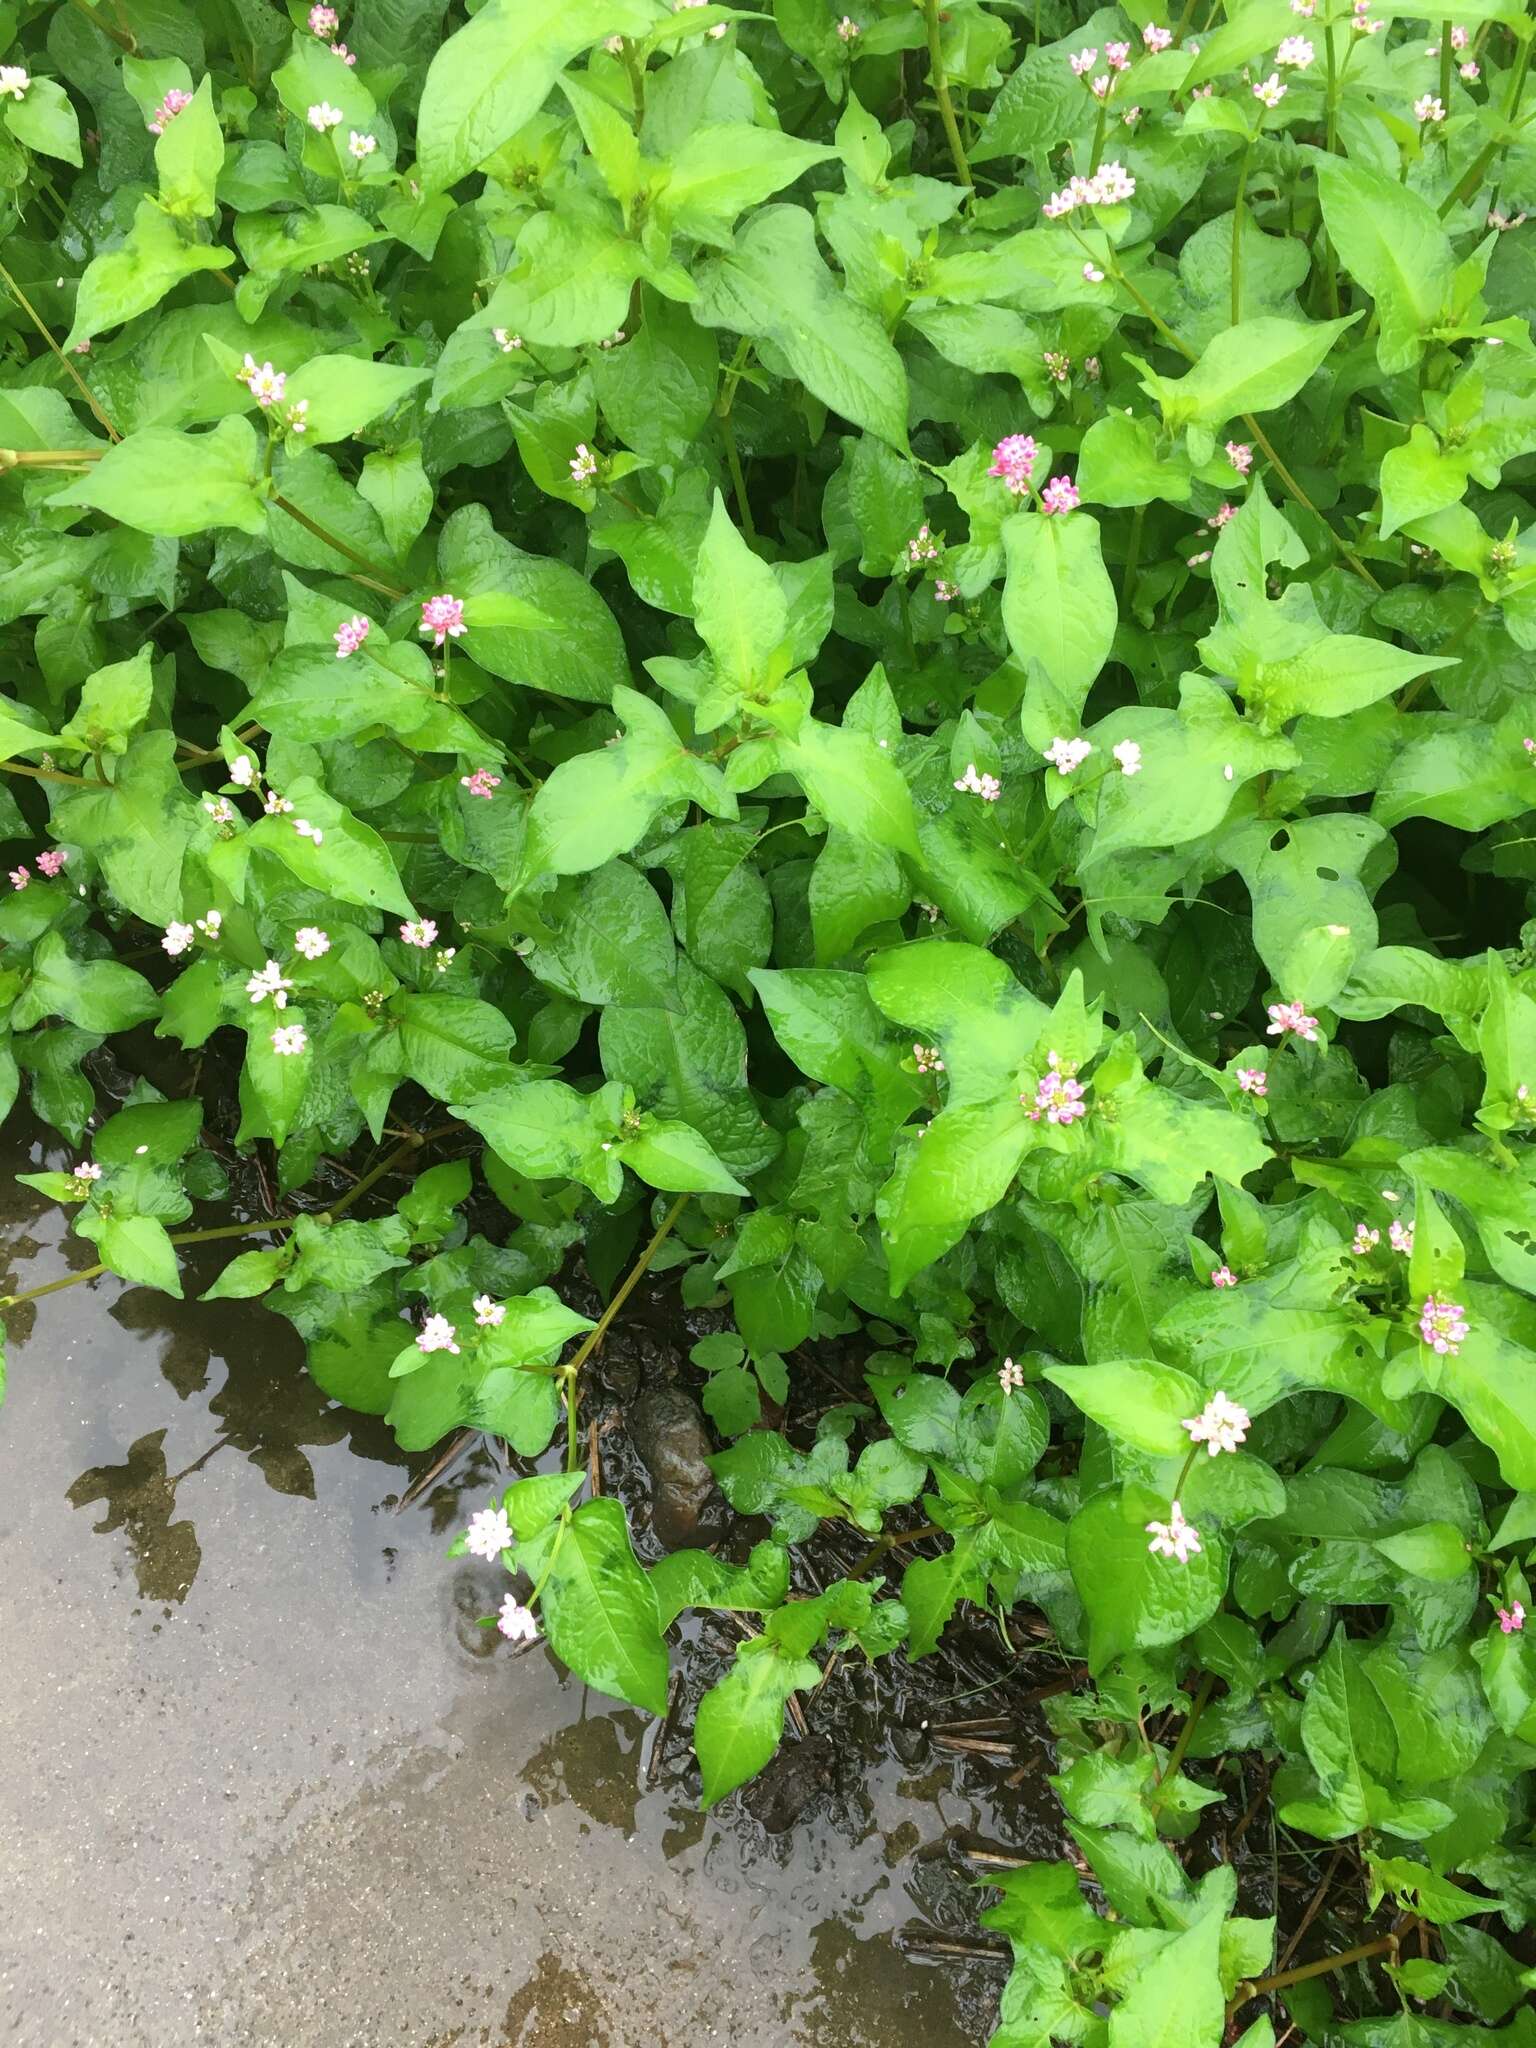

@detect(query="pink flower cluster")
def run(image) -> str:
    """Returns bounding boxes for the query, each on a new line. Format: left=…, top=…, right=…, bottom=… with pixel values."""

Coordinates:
left=334, top=614, right=370, bottom=658
left=1267, top=1000, right=1319, bottom=1042
left=1418, top=1295, right=1468, bottom=1356
left=1497, top=1600, right=1525, bottom=1634
left=1211, top=1265, right=1237, bottom=1288
left=1146, top=1500, right=1200, bottom=1562
left=1235, top=1066, right=1267, bottom=1096
left=148, top=87, right=192, bottom=136
left=1041, top=161, right=1135, bottom=217
left=988, top=434, right=1037, bottom=493
left=1041, top=476, right=1080, bottom=515
left=419, top=593, right=465, bottom=647
left=1025, top=1050, right=1088, bottom=1126
left=460, top=769, right=501, bottom=799
left=1182, top=1391, right=1249, bottom=1454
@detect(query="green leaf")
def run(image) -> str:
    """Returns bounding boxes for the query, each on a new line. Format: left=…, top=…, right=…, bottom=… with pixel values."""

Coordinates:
left=417, top=0, right=654, bottom=192
left=1108, top=1908, right=1225, bottom=2048
left=244, top=775, right=414, bottom=917
left=5, top=76, right=83, bottom=167
left=1045, top=1360, right=1206, bottom=1457
left=75, top=1210, right=183, bottom=1297
left=154, top=75, right=223, bottom=218
left=693, top=205, right=909, bottom=450
left=201, top=1248, right=290, bottom=1300
left=532, top=1496, right=669, bottom=1715
left=1374, top=1522, right=1474, bottom=1583
left=52, top=418, right=266, bottom=537
left=279, top=355, right=429, bottom=445
left=619, top=1117, right=746, bottom=1195
left=13, top=931, right=159, bottom=1033
left=1067, top=1483, right=1226, bottom=1673
left=779, top=718, right=920, bottom=858
left=1316, top=163, right=1453, bottom=377
left=59, top=649, right=154, bottom=757
left=65, top=197, right=235, bottom=350
left=485, top=211, right=644, bottom=349
left=1002, top=511, right=1117, bottom=743
left=1142, top=315, right=1358, bottom=432
left=695, top=1640, right=822, bottom=1806
left=691, top=490, right=789, bottom=704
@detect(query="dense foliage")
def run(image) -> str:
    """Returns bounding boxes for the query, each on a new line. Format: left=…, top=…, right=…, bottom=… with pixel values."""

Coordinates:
left=4, top=0, right=1536, bottom=2035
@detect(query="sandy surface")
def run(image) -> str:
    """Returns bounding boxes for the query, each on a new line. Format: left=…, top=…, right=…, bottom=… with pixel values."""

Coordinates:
left=0, top=1156, right=996, bottom=2048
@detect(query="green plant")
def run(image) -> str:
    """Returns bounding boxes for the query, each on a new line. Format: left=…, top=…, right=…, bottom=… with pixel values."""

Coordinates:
left=4, top=0, right=1536, bottom=2035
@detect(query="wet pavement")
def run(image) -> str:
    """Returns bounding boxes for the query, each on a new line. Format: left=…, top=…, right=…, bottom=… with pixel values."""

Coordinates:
left=0, top=1132, right=1010, bottom=2048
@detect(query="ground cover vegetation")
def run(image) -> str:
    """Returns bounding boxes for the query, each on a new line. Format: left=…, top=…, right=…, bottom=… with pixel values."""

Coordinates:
left=2, top=0, right=1536, bottom=2036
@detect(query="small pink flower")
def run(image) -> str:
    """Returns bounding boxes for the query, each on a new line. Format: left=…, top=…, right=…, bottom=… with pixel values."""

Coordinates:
left=1069, top=46, right=1098, bottom=75
left=293, top=819, right=324, bottom=845
left=836, top=15, right=859, bottom=40
left=9, top=866, right=28, bottom=890
left=400, top=918, right=438, bottom=948
left=1460, top=60, right=1479, bottom=78
left=332, top=42, right=357, bottom=64
left=1207, top=502, right=1237, bottom=530
left=1414, top=93, right=1445, bottom=122
left=1182, top=1390, right=1249, bottom=1453
left=271, top=1023, right=308, bottom=1056
left=998, top=1356, right=1025, bottom=1394
left=1418, top=1294, right=1468, bottom=1355
left=460, top=769, right=502, bottom=800
left=148, top=87, right=192, bottom=135
left=1267, top=1000, right=1319, bottom=1042
left=0, top=65, right=30, bottom=99
left=465, top=1506, right=512, bottom=1558
left=309, top=3, right=339, bottom=36
left=419, top=593, right=466, bottom=647
left=1254, top=72, right=1287, bottom=107
left=1225, top=440, right=1253, bottom=475
left=1040, top=475, right=1080, bottom=515
left=1121, top=104, right=1141, bottom=126
left=498, top=1596, right=539, bottom=1642
left=1389, top=1219, right=1415, bottom=1255
left=913, top=1043, right=945, bottom=1074
left=953, top=762, right=1001, bottom=802
left=1105, top=39, right=1130, bottom=68
left=163, top=921, right=196, bottom=957
left=1045, top=736, right=1092, bottom=774
left=1143, top=23, right=1172, bottom=51
left=569, top=443, right=599, bottom=484
left=416, top=1313, right=459, bottom=1355
left=239, top=354, right=286, bottom=406
left=74, top=1161, right=102, bottom=1183
left=1211, top=1265, right=1238, bottom=1288
left=473, top=1295, right=505, bottom=1327
left=1235, top=1066, right=1268, bottom=1097
left=1083, top=261, right=1105, bottom=283
left=294, top=927, right=330, bottom=960
left=348, top=130, right=377, bottom=161
left=906, top=524, right=940, bottom=564
left=1043, top=349, right=1072, bottom=382
left=35, top=848, right=68, bottom=878
left=1146, top=1500, right=1201, bottom=1562
left=1090, top=74, right=1112, bottom=99
left=934, top=579, right=959, bottom=602
left=1351, top=1223, right=1380, bottom=1255
left=1025, top=1050, right=1088, bottom=1126
left=1276, top=34, right=1314, bottom=65
left=1450, top=23, right=1469, bottom=48
left=334, top=614, right=371, bottom=658
left=987, top=433, right=1038, bottom=493
left=307, top=101, right=344, bottom=132
left=1497, top=1600, right=1525, bottom=1634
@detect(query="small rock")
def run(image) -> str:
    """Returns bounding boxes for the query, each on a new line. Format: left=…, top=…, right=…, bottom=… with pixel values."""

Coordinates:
left=626, top=1388, right=728, bottom=1550
left=742, top=1733, right=837, bottom=1833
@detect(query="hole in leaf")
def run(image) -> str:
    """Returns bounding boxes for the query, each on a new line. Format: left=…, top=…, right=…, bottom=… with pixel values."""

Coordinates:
left=1316, top=865, right=1340, bottom=882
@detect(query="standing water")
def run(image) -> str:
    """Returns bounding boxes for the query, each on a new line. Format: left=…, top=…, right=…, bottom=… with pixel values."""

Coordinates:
left=0, top=1130, right=1016, bottom=2047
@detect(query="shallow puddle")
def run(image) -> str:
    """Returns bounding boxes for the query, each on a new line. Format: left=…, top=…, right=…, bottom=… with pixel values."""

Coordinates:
left=0, top=1128, right=1021, bottom=2047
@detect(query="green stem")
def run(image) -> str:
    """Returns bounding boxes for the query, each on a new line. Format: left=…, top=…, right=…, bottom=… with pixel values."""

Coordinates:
left=1240, top=413, right=1383, bottom=590
left=848, top=1519, right=944, bottom=1578
left=1122, top=503, right=1145, bottom=613
left=557, top=1194, right=690, bottom=1473
left=719, top=412, right=754, bottom=540
left=0, top=257, right=119, bottom=439
left=268, top=493, right=406, bottom=597
left=1157, top=1669, right=1215, bottom=1783
left=1441, top=30, right=1533, bottom=216
left=1231, top=144, right=1252, bottom=326
left=63, top=0, right=135, bottom=53
left=324, top=1125, right=460, bottom=1220
left=923, top=0, right=974, bottom=189
left=0, top=761, right=102, bottom=788
left=0, top=1216, right=295, bottom=1311
left=1230, top=1932, right=1401, bottom=2012
left=1440, top=18, right=1453, bottom=111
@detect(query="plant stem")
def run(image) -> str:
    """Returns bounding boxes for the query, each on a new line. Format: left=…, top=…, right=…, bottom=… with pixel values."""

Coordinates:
left=268, top=493, right=406, bottom=597
left=718, top=412, right=754, bottom=539
left=1441, top=29, right=1533, bottom=216
left=1122, top=503, right=1145, bottom=613
left=1231, top=146, right=1252, bottom=325
left=557, top=1194, right=690, bottom=1471
left=0, top=761, right=101, bottom=788
left=0, top=1216, right=295, bottom=1311
left=1440, top=19, right=1453, bottom=111
left=923, top=0, right=974, bottom=189
left=848, top=1519, right=944, bottom=1578
left=1156, top=1669, right=1214, bottom=1782
left=63, top=0, right=135, bottom=50
left=1230, top=1932, right=1400, bottom=2012
left=0, top=257, right=119, bottom=439
left=323, top=1124, right=460, bottom=1220
left=1240, top=414, right=1383, bottom=589
left=0, top=446, right=103, bottom=469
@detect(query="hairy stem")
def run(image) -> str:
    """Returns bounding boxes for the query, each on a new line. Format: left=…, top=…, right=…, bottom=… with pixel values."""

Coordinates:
left=1230, top=1931, right=1400, bottom=2012
left=268, top=493, right=406, bottom=597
